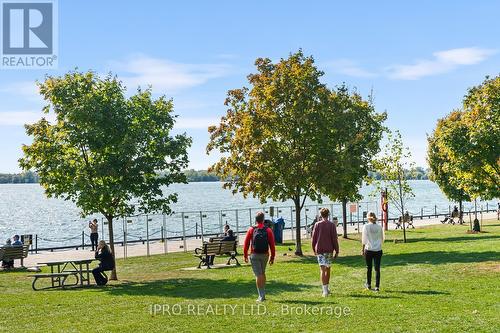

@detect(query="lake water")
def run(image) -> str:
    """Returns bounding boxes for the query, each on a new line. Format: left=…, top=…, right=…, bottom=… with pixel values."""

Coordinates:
left=0, top=181, right=496, bottom=247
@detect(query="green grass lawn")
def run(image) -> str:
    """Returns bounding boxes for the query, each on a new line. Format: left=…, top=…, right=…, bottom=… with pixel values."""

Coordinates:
left=1, top=221, right=499, bottom=333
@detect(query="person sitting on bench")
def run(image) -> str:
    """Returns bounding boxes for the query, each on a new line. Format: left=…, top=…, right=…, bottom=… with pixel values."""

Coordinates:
left=12, top=235, right=23, bottom=246
left=1, top=238, right=14, bottom=269
left=92, top=240, right=115, bottom=286
left=222, top=229, right=236, bottom=242
left=208, top=229, right=237, bottom=265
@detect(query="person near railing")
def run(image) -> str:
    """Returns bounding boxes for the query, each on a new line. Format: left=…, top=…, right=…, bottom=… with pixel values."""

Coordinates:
left=1, top=238, right=14, bottom=269
left=89, top=219, right=99, bottom=251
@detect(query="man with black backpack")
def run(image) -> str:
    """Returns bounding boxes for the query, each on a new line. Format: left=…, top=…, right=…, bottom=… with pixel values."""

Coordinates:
left=243, top=211, right=276, bottom=302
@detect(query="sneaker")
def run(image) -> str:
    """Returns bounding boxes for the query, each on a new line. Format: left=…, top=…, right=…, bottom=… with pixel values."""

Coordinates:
left=373, top=287, right=380, bottom=292
left=322, top=291, right=330, bottom=297
left=256, top=297, right=265, bottom=302
left=364, top=283, right=371, bottom=290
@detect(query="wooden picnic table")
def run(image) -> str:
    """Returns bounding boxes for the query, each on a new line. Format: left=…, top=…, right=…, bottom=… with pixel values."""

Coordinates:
left=35, top=259, right=94, bottom=289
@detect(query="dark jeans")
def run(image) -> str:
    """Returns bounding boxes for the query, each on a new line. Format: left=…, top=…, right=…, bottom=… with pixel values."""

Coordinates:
left=92, top=266, right=109, bottom=285
left=90, top=233, right=98, bottom=251
left=365, top=250, right=383, bottom=288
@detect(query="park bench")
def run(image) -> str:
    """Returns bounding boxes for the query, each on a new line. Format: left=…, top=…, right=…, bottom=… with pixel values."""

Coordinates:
left=0, top=245, right=29, bottom=268
left=441, top=211, right=464, bottom=225
left=28, top=272, right=79, bottom=291
left=395, top=215, right=414, bottom=229
left=194, top=240, right=240, bottom=269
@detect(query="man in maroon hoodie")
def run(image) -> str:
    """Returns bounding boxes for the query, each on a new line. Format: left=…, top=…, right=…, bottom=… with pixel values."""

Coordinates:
left=244, top=211, right=276, bottom=302
left=311, top=207, right=339, bottom=297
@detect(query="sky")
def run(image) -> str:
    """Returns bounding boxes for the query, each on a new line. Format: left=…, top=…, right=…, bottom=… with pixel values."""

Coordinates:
left=0, top=0, right=499, bottom=173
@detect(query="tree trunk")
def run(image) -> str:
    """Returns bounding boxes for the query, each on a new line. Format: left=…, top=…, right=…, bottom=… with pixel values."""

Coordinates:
left=398, top=166, right=407, bottom=243
left=294, top=199, right=303, bottom=256
left=342, top=198, right=348, bottom=239
left=106, top=215, right=118, bottom=280
left=459, top=199, right=463, bottom=224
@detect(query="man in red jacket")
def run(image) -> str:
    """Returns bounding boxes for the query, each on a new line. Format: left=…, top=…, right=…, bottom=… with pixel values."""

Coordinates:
left=311, top=207, right=339, bottom=297
left=244, top=211, right=276, bottom=302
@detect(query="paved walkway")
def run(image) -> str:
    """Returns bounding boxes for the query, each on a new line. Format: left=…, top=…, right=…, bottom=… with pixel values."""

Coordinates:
left=19, top=212, right=497, bottom=267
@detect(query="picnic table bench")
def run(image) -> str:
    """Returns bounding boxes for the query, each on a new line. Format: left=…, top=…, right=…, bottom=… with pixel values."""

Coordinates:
left=28, top=272, right=79, bottom=291
left=29, top=259, right=94, bottom=291
left=0, top=245, right=29, bottom=267
left=194, top=240, right=240, bottom=269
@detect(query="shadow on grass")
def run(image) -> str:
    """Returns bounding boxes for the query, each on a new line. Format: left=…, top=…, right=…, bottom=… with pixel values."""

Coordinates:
left=407, top=235, right=500, bottom=243
left=347, top=293, right=402, bottom=299
left=335, top=251, right=500, bottom=268
left=275, top=299, right=334, bottom=305
left=98, top=278, right=310, bottom=299
left=385, top=290, right=450, bottom=296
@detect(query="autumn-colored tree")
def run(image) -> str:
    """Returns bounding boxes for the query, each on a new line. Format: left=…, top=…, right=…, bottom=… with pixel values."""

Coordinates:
left=20, top=71, right=191, bottom=279
left=207, top=51, right=385, bottom=254
left=427, top=75, right=499, bottom=205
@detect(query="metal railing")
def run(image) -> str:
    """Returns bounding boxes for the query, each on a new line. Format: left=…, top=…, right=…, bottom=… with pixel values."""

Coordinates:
left=24, top=200, right=498, bottom=255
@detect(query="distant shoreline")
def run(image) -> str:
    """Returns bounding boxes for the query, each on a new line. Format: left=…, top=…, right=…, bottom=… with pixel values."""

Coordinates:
left=0, top=167, right=431, bottom=184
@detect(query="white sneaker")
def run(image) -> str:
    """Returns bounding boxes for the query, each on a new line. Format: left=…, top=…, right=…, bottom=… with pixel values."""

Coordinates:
left=322, top=290, right=330, bottom=297
left=256, top=296, right=265, bottom=302
left=364, top=283, right=371, bottom=290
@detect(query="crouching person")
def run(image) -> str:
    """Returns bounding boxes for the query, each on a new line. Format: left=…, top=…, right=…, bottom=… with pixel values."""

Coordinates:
left=92, top=240, right=115, bottom=286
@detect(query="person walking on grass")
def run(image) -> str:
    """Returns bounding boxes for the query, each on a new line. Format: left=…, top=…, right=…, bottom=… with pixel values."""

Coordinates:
left=243, top=211, right=276, bottom=302
left=311, top=207, right=339, bottom=297
left=362, top=211, right=384, bottom=292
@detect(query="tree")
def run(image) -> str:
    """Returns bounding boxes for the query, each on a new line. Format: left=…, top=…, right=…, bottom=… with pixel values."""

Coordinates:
left=19, top=71, right=191, bottom=279
left=427, top=111, right=471, bottom=223
left=318, top=87, right=386, bottom=238
left=427, top=75, right=499, bottom=205
left=454, top=75, right=500, bottom=199
left=207, top=51, right=385, bottom=254
left=370, top=130, right=414, bottom=242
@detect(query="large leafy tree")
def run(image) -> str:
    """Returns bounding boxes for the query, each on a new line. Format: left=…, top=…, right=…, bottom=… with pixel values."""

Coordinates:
left=207, top=50, right=385, bottom=254
left=318, top=87, right=386, bottom=238
left=427, top=75, right=499, bottom=202
left=454, top=75, right=499, bottom=199
left=370, top=130, right=414, bottom=243
left=427, top=111, right=471, bottom=223
left=20, top=71, right=191, bottom=279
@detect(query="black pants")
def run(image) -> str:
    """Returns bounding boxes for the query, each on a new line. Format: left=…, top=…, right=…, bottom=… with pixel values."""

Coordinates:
left=90, top=233, right=98, bottom=251
left=1, top=260, right=14, bottom=269
left=365, top=250, right=383, bottom=288
left=92, top=266, right=109, bottom=285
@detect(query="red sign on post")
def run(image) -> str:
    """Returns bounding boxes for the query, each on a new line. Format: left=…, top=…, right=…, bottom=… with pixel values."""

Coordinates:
left=349, top=204, right=357, bottom=213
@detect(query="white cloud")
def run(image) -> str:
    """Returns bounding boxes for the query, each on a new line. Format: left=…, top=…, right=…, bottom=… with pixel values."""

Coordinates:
left=0, top=111, right=54, bottom=126
left=0, top=81, right=42, bottom=101
left=324, top=59, right=377, bottom=78
left=386, top=47, right=496, bottom=80
left=110, top=55, right=232, bottom=93
left=174, top=117, right=219, bottom=130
